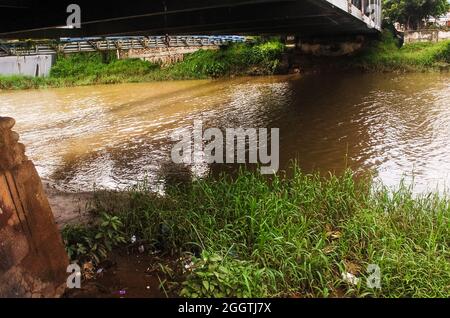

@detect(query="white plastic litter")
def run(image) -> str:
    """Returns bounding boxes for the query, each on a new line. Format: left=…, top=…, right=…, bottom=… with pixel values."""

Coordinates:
left=341, top=272, right=360, bottom=285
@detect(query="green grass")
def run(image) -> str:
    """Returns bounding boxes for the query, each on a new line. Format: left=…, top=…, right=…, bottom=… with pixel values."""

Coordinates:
left=84, top=164, right=450, bottom=298
left=353, top=31, right=450, bottom=71
left=0, top=40, right=284, bottom=90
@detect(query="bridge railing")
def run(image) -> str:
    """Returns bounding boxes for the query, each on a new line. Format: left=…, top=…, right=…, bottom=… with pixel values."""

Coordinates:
left=0, top=35, right=247, bottom=57
left=351, top=0, right=382, bottom=29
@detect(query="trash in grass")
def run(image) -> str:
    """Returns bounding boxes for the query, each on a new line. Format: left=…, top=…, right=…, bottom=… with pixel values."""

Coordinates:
left=341, top=272, right=360, bottom=285
left=82, top=262, right=96, bottom=280
left=184, top=261, right=195, bottom=271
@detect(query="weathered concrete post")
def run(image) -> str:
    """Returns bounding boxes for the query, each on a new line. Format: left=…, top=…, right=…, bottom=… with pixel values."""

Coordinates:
left=0, top=116, right=68, bottom=297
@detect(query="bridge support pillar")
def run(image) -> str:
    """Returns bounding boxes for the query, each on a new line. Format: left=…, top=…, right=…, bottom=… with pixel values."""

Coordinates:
left=0, top=117, right=68, bottom=298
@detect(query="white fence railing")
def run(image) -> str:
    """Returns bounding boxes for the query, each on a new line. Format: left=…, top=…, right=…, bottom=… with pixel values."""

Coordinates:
left=0, top=35, right=247, bottom=57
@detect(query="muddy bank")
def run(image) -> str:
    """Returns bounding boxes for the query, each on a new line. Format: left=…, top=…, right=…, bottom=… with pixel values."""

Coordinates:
left=42, top=184, right=180, bottom=298
left=64, top=251, right=179, bottom=298
left=43, top=180, right=93, bottom=227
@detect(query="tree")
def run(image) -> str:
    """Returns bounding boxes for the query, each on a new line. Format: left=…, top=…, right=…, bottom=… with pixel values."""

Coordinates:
left=382, top=0, right=450, bottom=29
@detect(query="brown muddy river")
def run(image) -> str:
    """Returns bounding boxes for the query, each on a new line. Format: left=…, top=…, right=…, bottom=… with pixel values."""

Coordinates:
left=1, top=73, right=449, bottom=193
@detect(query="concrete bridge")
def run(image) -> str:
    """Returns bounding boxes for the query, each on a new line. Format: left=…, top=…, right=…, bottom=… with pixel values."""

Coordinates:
left=0, top=0, right=382, bottom=39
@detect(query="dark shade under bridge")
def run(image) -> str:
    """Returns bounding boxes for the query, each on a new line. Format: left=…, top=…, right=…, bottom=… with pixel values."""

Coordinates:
left=0, top=0, right=381, bottom=39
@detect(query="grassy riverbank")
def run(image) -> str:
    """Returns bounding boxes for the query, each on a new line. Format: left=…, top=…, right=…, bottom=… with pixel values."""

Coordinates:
left=352, top=31, right=450, bottom=72
left=0, top=40, right=283, bottom=90
left=63, top=165, right=450, bottom=298
left=0, top=31, right=450, bottom=89
left=1, top=33, right=448, bottom=90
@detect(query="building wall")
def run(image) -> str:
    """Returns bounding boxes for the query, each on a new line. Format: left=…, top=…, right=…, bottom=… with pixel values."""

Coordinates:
left=404, top=30, right=450, bottom=43
left=0, top=55, right=55, bottom=77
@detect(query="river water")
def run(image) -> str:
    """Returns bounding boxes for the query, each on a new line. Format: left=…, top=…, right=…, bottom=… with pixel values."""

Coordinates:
left=1, top=73, right=449, bottom=193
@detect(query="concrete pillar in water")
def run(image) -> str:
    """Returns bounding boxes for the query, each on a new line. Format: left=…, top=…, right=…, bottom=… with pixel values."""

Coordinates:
left=0, top=116, right=69, bottom=297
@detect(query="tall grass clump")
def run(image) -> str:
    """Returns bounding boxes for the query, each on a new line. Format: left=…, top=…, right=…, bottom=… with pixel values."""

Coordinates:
left=90, top=164, right=450, bottom=298
left=354, top=30, right=450, bottom=71
left=50, top=52, right=158, bottom=79
left=164, top=40, right=284, bottom=79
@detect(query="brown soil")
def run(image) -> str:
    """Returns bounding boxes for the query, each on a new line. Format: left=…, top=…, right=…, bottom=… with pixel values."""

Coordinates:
left=64, top=251, right=179, bottom=298
left=43, top=182, right=181, bottom=298
left=43, top=180, right=93, bottom=228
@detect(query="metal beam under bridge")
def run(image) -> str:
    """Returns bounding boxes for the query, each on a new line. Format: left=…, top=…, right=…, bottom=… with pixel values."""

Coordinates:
left=0, top=0, right=381, bottom=39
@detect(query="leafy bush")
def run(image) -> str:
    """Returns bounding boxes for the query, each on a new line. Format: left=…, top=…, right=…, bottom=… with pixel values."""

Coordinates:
left=62, top=213, right=126, bottom=264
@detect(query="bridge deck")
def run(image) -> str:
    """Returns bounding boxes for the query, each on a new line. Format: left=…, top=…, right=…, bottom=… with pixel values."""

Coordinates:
left=0, top=0, right=381, bottom=39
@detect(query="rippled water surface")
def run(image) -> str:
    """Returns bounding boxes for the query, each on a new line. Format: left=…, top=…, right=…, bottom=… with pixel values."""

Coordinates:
left=1, top=73, right=449, bottom=193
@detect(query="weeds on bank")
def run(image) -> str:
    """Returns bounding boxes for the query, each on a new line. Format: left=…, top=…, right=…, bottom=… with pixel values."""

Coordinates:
left=80, top=165, right=450, bottom=298
left=353, top=31, right=450, bottom=71
left=62, top=213, right=126, bottom=265
left=0, top=40, right=284, bottom=90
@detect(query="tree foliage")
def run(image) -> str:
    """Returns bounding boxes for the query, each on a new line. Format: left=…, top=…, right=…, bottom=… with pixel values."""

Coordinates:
left=383, top=0, right=450, bottom=29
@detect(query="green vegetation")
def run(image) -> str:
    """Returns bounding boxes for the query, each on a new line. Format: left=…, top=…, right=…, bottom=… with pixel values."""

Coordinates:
left=353, top=31, right=450, bottom=71
left=75, top=164, right=450, bottom=298
left=1, top=34, right=448, bottom=90
left=62, top=213, right=126, bottom=264
left=0, top=40, right=284, bottom=90
left=382, top=0, right=449, bottom=30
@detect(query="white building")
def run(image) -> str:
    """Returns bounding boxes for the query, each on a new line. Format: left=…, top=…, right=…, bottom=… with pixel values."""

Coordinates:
left=428, top=11, right=450, bottom=27
left=0, top=55, right=55, bottom=77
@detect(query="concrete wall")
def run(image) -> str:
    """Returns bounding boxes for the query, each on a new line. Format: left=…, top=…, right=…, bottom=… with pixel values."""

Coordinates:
left=404, top=30, right=450, bottom=43
left=119, top=46, right=219, bottom=66
left=296, top=36, right=366, bottom=56
left=0, top=55, right=55, bottom=77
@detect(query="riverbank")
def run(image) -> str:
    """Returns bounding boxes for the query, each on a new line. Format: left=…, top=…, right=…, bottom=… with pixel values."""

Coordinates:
left=350, top=31, right=450, bottom=72
left=292, top=32, right=450, bottom=74
left=0, top=40, right=284, bottom=90
left=62, top=165, right=450, bottom=298
left=1, top=35, right=449, bottom=91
